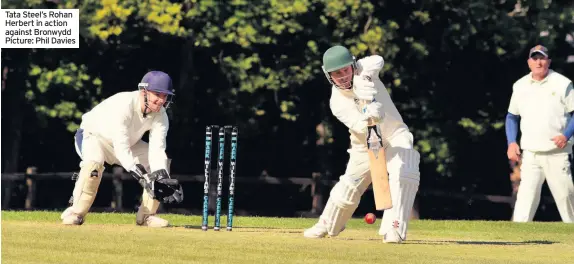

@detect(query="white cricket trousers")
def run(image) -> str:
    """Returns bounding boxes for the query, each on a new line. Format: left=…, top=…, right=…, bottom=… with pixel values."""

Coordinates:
left=513, top=150, right=574, bottom=223
left=73, top=128, right=160, bottom=216
left=75, top=128, right=151, bottom=171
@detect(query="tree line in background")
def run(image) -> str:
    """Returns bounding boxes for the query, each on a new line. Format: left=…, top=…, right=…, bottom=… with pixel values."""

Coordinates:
left=2, top=0, right=573, bottom=203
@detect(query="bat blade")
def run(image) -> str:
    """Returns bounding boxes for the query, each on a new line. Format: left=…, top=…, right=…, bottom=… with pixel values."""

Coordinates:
left=368, top=142, right=392, bottom=210
left=359, top=97, right=392, bottom=211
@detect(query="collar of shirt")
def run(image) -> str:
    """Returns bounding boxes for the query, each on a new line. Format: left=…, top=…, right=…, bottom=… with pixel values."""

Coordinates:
left=529, top=69, right=554, bottom=84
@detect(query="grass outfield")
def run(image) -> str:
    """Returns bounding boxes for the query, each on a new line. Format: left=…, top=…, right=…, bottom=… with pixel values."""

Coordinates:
left=2, top=211, right=574, bottom=264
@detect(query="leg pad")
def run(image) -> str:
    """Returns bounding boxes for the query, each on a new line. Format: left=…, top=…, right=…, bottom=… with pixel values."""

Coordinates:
left=71, top=161, right=104, bottom=216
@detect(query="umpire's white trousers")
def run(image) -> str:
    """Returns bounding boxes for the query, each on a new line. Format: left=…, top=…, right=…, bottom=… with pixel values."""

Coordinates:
left=513, top=150, right=574, bottom=223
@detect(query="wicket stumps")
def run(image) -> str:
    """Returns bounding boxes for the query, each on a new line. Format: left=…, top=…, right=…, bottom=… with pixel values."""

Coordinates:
left=202, top=125, right=238, bottom=231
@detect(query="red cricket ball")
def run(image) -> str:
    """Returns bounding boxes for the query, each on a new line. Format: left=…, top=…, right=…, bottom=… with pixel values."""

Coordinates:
left=364, top=213, right=376, bottom=224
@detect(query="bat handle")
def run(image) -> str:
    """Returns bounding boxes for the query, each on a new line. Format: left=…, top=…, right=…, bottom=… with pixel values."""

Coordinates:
left=360, top=99, right=378, bottom=124
left=161, top=179, right=179, bottom=185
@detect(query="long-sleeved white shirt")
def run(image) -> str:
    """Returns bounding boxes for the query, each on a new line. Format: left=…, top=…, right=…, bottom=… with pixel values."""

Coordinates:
left=329, top=55, right=409, bottom=152
left=79, top=91, right=169, bottom=172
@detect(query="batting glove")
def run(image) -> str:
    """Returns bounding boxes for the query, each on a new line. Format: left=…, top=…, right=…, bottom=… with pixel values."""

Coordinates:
left=353, top=75, right=377, bottom=101
left=364, top=101, right=384, bottom=123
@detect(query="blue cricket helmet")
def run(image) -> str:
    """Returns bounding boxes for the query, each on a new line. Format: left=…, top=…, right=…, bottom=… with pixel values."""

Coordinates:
left=138, top=71, right=175, bottom=108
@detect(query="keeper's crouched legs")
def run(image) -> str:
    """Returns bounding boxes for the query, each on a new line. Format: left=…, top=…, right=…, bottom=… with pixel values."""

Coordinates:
left=61, top=161, right=104, bottom=225
left=132, top=144, right=170, bottom=228
left=136, top=189, right=169, bottom=228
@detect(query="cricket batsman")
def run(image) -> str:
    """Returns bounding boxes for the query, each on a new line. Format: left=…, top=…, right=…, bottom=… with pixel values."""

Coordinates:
left=304, top=45, right=420, bottom=243
left=60, top=71, right=184, bottom=227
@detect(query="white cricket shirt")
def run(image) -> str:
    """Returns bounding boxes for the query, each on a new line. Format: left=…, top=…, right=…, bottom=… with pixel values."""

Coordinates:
left=508, top=70, right=574, bottom=153
left=79, top=91, right=169, bottom=171
left=329, top=55, right=409, bottom=152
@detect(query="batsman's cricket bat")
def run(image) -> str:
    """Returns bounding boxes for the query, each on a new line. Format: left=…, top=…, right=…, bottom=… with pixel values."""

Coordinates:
left=361, top=101, right=393, bottom=211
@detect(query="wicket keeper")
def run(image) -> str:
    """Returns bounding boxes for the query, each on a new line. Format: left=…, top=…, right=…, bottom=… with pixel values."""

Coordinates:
left=61, top=71, right=184, bottom=227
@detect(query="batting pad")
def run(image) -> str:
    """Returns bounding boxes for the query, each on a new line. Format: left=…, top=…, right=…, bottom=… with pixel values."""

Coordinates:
left=321, top=180, right=363, bottom=236
left=379, top=176, right=419, bottom=240
left=386, top=146, right=421, bottom=182
left=137, top=189, right=160, bottom=224
left=71, top=161, right=104, bottom=216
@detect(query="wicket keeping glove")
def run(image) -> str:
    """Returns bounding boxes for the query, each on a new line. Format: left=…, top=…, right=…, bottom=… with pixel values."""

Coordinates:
left=129, top=165, right=184, bottom=203
left=147, top=169, right=184, bottom=204
left=129, top=164, right=153, bottom=192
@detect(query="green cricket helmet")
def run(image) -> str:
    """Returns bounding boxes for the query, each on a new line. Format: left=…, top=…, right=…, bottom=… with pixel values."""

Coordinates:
left=322, top=45, right=357, bottom=90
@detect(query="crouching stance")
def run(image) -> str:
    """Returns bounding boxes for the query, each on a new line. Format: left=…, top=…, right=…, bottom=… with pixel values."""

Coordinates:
left=61, top=71, right=183, bottom=227
left=304, top=46, right=420, bottom=243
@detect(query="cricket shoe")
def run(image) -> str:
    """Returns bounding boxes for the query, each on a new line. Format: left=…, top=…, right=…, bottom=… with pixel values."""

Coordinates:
left=383, top=228, right=403, bottom=244
left=60, top=206, right=73, bottom=220
left=303, top=222, right=345, bottom=238
left=136, top=214, right=169, bottom=228
left=61, top=209, right=85, bottom=226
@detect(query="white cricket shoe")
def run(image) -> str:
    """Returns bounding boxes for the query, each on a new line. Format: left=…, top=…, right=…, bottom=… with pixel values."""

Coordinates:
left=136, top=214, right=169, bottom=228
left=383, top=229, right=403, bottom=244
left=303, top=222, right=346, bottom=238
left=62, top=211, right=84, bottom=225
left=60, top=206, right=73, bottom=220
left=303, top=222, right=328, bottom=238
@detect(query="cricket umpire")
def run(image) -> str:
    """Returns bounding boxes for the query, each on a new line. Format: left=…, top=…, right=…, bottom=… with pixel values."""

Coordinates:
left=506, top=45, right=574, bottom=223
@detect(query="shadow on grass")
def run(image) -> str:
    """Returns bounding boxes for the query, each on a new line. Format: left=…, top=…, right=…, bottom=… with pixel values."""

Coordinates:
left=337, top=237, right=557, bottom=245
left=175, top=225, right=285, bottom=229
left=174, top=224, right=302, bottom=233
left=167, top=226, right=559, bottom=245
left=407, top=240, right=557, bottom=245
